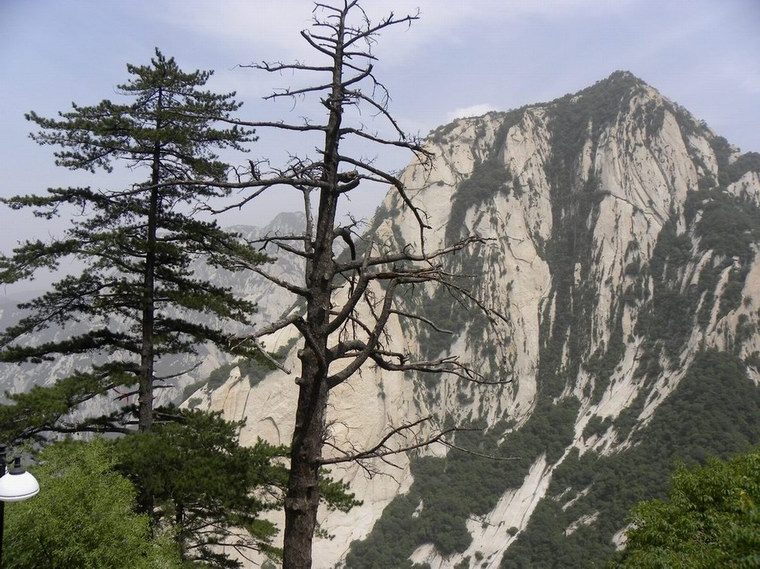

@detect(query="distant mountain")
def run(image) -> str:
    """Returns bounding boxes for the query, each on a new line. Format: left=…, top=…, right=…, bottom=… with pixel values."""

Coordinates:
left=198, top=71, right=760, bottom=568
left=0, top=211, right=305, bottom=412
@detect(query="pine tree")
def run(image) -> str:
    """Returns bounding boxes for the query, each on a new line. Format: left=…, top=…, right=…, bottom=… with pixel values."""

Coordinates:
left=112, top=409, right=289, bottom=567
left=0, top=49, right=265, bottom=440
left=0, top=47, right=367, bottom=567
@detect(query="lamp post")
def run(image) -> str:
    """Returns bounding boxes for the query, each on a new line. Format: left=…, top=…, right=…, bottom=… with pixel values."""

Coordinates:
left=0, top=446, right=39, bottom=568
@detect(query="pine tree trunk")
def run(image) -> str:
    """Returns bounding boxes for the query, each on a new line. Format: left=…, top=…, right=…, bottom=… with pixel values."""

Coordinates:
left=138, top=181, right=158, bottom=434
left=138, top=87, right=162, bottom=434
left=137, top=87, right=162, bottom=520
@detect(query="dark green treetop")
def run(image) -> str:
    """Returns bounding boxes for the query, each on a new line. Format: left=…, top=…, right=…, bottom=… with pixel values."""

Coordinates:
left=113, top=409, right=288, bottom=568
left=615, top=447, right=760, bottom=568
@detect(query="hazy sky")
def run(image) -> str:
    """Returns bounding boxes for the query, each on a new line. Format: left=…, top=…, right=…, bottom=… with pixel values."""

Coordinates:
left=1, top=0, right=759, bottom=269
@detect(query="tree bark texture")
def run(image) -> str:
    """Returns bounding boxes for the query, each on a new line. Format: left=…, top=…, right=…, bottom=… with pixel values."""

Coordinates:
left=282, top=11, right=345, bottom=568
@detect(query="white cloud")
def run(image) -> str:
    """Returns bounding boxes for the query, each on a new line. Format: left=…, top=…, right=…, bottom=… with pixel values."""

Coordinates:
left=129, top=0, right=634, bottom=67
left=446, top=103, right=499, bottom=121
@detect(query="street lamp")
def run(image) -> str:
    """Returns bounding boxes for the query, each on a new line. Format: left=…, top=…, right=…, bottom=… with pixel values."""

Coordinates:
left=0, top=446, right=39, bottom=567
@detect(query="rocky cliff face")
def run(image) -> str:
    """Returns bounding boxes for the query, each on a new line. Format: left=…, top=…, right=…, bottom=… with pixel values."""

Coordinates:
left=203, top=71, right=760, bottom=568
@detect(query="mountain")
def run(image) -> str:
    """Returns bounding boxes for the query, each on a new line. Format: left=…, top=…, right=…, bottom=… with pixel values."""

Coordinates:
left=3, top=71, right=758, bottom=568
left=200, top=71, right=760, bottom=568
left=0, top=211, right=305, bottom=413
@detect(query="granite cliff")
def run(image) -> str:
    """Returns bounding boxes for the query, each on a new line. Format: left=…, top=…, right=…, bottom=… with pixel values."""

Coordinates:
left=200, top=71, right=760, bottom=568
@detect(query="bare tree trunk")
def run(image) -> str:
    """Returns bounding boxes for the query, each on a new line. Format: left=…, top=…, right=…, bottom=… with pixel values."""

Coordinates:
left=282, top=12, right=345, bottom=565
left=282, top=252, right=335, bottom=568
left=233, top=3, right=484, bottom=566
left=283, top=362, right=329, bottom=568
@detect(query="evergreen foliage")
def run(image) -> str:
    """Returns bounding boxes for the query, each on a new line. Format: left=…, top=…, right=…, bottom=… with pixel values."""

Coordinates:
left=502, top=350, right=760, bottom=567
left=634, top=182, right=760, bottom=373
left=635, top=220, right=695, bottom=360
left=0, top=50, right=293, bottom=568
left=690, top=188, right=760, bottom=262
left=726, top=152, right=760, bottom=184
left=112, top=409, right=287, bottom=567
left=344, top=398, right=580, bottom=568
left=0, top=49, right=266, bottom=438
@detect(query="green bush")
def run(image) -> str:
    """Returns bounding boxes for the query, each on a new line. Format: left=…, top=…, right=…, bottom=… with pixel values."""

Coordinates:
left=5, top=439, right=182, bottom=569
left=615, top=448, right=760, bottom=568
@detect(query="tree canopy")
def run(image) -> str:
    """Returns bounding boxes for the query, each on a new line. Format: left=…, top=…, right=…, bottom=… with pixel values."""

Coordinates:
left=3, top=438, right=183, bottom=569
left=113, top=409, right=287, bottom=567
left=616, top=447, right=760, bottom=568
left=0, top=48, right=288, bottom=568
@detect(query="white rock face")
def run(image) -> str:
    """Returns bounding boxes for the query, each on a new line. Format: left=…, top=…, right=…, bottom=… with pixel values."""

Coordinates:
left=409, top=455, right=552, bottom=569
left=729, top=171, right=760, bottom=206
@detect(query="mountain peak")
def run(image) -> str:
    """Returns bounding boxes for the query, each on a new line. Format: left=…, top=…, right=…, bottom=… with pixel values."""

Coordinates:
left=605, top=69, right=646, bottom=85
left=559, top=69, right=658, bottom=109
left=427, top=71, right=661, bottom=146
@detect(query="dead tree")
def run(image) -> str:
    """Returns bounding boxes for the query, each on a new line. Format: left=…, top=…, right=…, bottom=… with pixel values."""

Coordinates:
left=216, top=2, right=504, bottom=567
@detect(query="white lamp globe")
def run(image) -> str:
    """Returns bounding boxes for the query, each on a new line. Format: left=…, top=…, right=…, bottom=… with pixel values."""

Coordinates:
left=0, top=458, right=39, bottom=502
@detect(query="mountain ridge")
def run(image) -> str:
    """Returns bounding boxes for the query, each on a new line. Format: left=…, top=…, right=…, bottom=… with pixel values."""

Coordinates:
left=348, top=70, right=760, bottom=568
left=197, top=71, right=760, bottom=567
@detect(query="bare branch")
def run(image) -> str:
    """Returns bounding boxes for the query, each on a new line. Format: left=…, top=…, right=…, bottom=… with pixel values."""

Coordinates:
left=250, top=313, right=303, bottom=340
left=343, top=11, right=420, bottom=50
left=345, top=88, right=407, bottom=140
left=338, top=154, right=431, bottom=244
left=269, top=240, right=312, bottom=259
left=254, top=340, right=293, bottom=375
left=325, top=243, right=374, bottom=334
left=264, top=82, right=335, bottom=102
left=319, top=416, right=456, bottom=465
left=369, top=352, right=512, bottom=386
left=183, top=112, right=328, bottom=133
left=154, top=361, right=202, bottom=382
left=440, top=440, right=522, bottom=462
left=335, top=235, right=488, bottom=272
left=250, top=267, right=309, bottom=297
left=299, top=30, right=336, bottom=59
left=339, top=126, right=427, bottom=152
left=251, top=59, right=333, bottom=73
left=248, top=235, right=310, bottom=247
left=389, top=309, right=453, bottom=335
